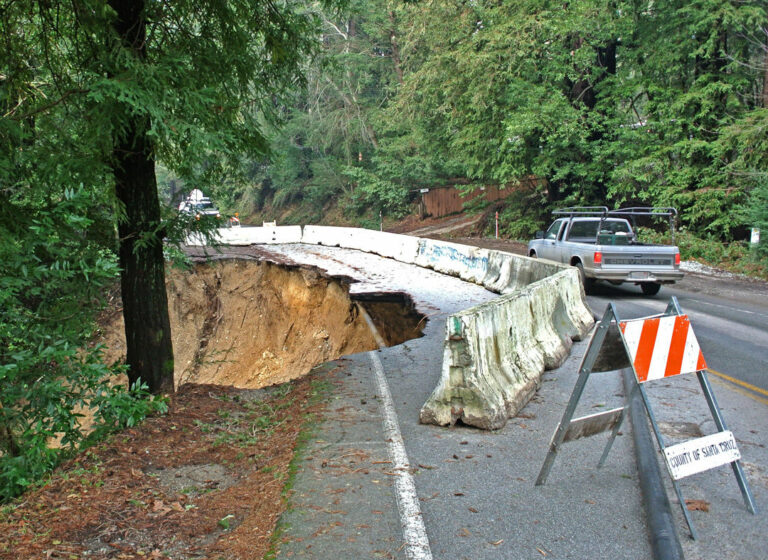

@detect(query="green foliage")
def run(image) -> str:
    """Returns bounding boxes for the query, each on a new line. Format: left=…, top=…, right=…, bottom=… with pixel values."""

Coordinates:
left=0, top=189, right=169, bottom=501
left=254, top=0, right=767, bottom=257
left=236, top=0, right=412, bottom=221
left=218, top=514, right=235, bottom=530
left=343, top=166, right=412, bottom=219
left=743, top=179, right=768, bottom=262
left=86, top=380, right=169, bottom=442
left=604, top=0, right=767, bottom=237
left=714, top=108, right=768, bottom=260
left=497, top=187, right=553, bottom=241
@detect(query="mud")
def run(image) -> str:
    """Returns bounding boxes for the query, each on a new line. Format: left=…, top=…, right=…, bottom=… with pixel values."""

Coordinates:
left=100, top=259, right=424, bottom=389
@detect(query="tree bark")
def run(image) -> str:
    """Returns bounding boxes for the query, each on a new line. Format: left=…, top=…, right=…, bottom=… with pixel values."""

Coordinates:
left=762, top=27, right=768, bottom=108
left=1, top=423, right=20, bottom=458
left=109, top=0, right=175, bottom=394
left=388, top=11, right=404, bottom=85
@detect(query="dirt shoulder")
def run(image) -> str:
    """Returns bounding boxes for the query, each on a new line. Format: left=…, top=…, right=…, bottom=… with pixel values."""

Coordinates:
left=0, top=377, right=329, bottom=560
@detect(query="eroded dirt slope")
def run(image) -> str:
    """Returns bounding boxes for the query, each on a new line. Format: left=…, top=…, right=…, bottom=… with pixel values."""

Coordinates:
left=101, top=259, right=414, bottom=389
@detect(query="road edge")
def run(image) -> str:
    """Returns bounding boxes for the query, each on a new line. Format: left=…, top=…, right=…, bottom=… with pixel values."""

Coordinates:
left=623, top=368, right=685, bottom=560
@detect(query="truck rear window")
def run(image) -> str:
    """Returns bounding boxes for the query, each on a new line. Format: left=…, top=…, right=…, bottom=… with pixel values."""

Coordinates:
left=567, top=220, right=630, bottom=239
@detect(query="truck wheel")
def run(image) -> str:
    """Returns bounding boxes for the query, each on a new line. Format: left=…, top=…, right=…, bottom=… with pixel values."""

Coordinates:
left=529, top=250, right=537, bottom=258
left=574, top=263, right=594, bottom=292
left=640, top=282, right=661, bottom=296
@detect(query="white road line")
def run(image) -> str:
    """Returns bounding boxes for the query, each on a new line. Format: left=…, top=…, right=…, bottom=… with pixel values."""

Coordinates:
left=686, top=298, right=768, bottom=320
left=358, top=302, right=432, bottom=559
left=369, top=351, right=433, bottom=560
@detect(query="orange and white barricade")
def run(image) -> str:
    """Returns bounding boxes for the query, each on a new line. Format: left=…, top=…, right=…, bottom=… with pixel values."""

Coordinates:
left=536, top=297, right=756, bottom=539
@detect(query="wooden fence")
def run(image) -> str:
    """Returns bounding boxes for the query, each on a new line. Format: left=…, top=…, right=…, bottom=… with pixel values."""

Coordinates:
left=419, top=178, right=543, bottom=218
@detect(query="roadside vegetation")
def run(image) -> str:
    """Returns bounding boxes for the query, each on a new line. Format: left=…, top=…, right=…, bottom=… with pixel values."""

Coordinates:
left=1, top=0, right=767, bottom=514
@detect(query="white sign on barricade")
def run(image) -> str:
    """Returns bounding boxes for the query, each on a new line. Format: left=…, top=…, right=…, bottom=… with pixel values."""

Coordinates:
left=536, top=297, right=757, bottom=540
left=664, top=431, right=741, bottom=480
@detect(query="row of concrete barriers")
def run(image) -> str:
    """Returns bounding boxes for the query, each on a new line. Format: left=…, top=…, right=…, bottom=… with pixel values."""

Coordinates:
left=188, top=225, right=595, bottom=429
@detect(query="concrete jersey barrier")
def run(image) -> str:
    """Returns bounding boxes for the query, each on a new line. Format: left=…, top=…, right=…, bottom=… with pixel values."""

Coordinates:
left=302, top=225, right=421, bottom=264
left=419, top=267, right=593, bottom=429
left=414, top=238, right=490, bottom=285
left=195, top=224, right=595, bottom=429
left=186, top=225, right=302, bottom=246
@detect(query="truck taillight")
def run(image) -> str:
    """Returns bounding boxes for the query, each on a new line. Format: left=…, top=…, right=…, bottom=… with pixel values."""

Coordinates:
left=675, top=253, right=680, bottom=266
left=593, top=251, right=603, bottom=265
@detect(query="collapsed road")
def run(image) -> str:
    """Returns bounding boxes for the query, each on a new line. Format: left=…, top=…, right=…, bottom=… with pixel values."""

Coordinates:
left=186, top=227, right=767, bottom=560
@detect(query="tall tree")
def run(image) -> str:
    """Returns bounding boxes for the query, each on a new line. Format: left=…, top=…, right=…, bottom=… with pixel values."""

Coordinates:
left=1, top=0, right=340, bottom=393
left=107, top=0, right=174, bottom=393
left=255, top=0, right=404, bottom=220
left=606, top=0, right=767, bottom=236
left=385, top=1, right=627, bottom=200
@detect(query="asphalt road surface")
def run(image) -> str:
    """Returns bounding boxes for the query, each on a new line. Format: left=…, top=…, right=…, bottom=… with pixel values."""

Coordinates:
left=201, top=233, right=768, bottom=559
left=584, top=273, right=768, bottom=399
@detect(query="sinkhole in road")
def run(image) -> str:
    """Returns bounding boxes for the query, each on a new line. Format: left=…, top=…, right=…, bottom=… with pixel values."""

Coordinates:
left=101, top=259, right=425, bottom=389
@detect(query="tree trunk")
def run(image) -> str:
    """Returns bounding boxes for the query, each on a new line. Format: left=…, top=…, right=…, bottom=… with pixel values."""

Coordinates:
left=110, top=0, right=175, bottom=394
left=1, top=423, right=20, bottom=458
left=762, top=27, right=768, bottom=108
left=388, top=11, right=404, bottom=85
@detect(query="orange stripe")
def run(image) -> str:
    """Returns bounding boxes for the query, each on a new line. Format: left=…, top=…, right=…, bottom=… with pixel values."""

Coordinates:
left=633, top=317, right=660, bottom=383
left=664, top=315, right=689, bottom=378
left=696, top=350, right=707, bottom=371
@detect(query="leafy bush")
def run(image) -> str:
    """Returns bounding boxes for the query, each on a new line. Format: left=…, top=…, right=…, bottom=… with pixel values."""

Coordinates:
left=0, top=189, right=167, bottom=501
left=343, top=166, right=412, bottom=220
left=496, top=186, right=552, bottom=241
left=86, top=380, right=169, bottom=442
left=740, top=177, right=768, bottom=263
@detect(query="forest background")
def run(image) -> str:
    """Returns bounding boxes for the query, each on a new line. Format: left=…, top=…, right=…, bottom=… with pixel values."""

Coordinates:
left=189, top=0, right=768, bottom=268
left=1, top=0, right=767, bottom=500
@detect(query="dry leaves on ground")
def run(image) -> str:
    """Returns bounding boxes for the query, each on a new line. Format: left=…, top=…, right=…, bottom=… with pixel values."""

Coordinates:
left=0, top=377, right=326, bottom=560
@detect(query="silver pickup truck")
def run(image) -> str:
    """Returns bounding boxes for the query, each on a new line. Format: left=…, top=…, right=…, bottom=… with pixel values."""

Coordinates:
left=527, top=207, right=684, bottom=295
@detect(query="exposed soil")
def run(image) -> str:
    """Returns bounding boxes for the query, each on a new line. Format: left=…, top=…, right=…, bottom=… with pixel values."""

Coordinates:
left=0, top=256, right=424, bottom=560
left=99, top=258, right=423, bottom=390
left=388, top=213, right=485, bottom=237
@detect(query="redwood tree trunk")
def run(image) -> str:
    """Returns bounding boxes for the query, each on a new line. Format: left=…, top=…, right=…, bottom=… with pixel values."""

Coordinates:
left=388, top=11, right=404, bottom=85
left=110, top=0, right=175, bottom=394
left=763, top=31, right=768, bottom=108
